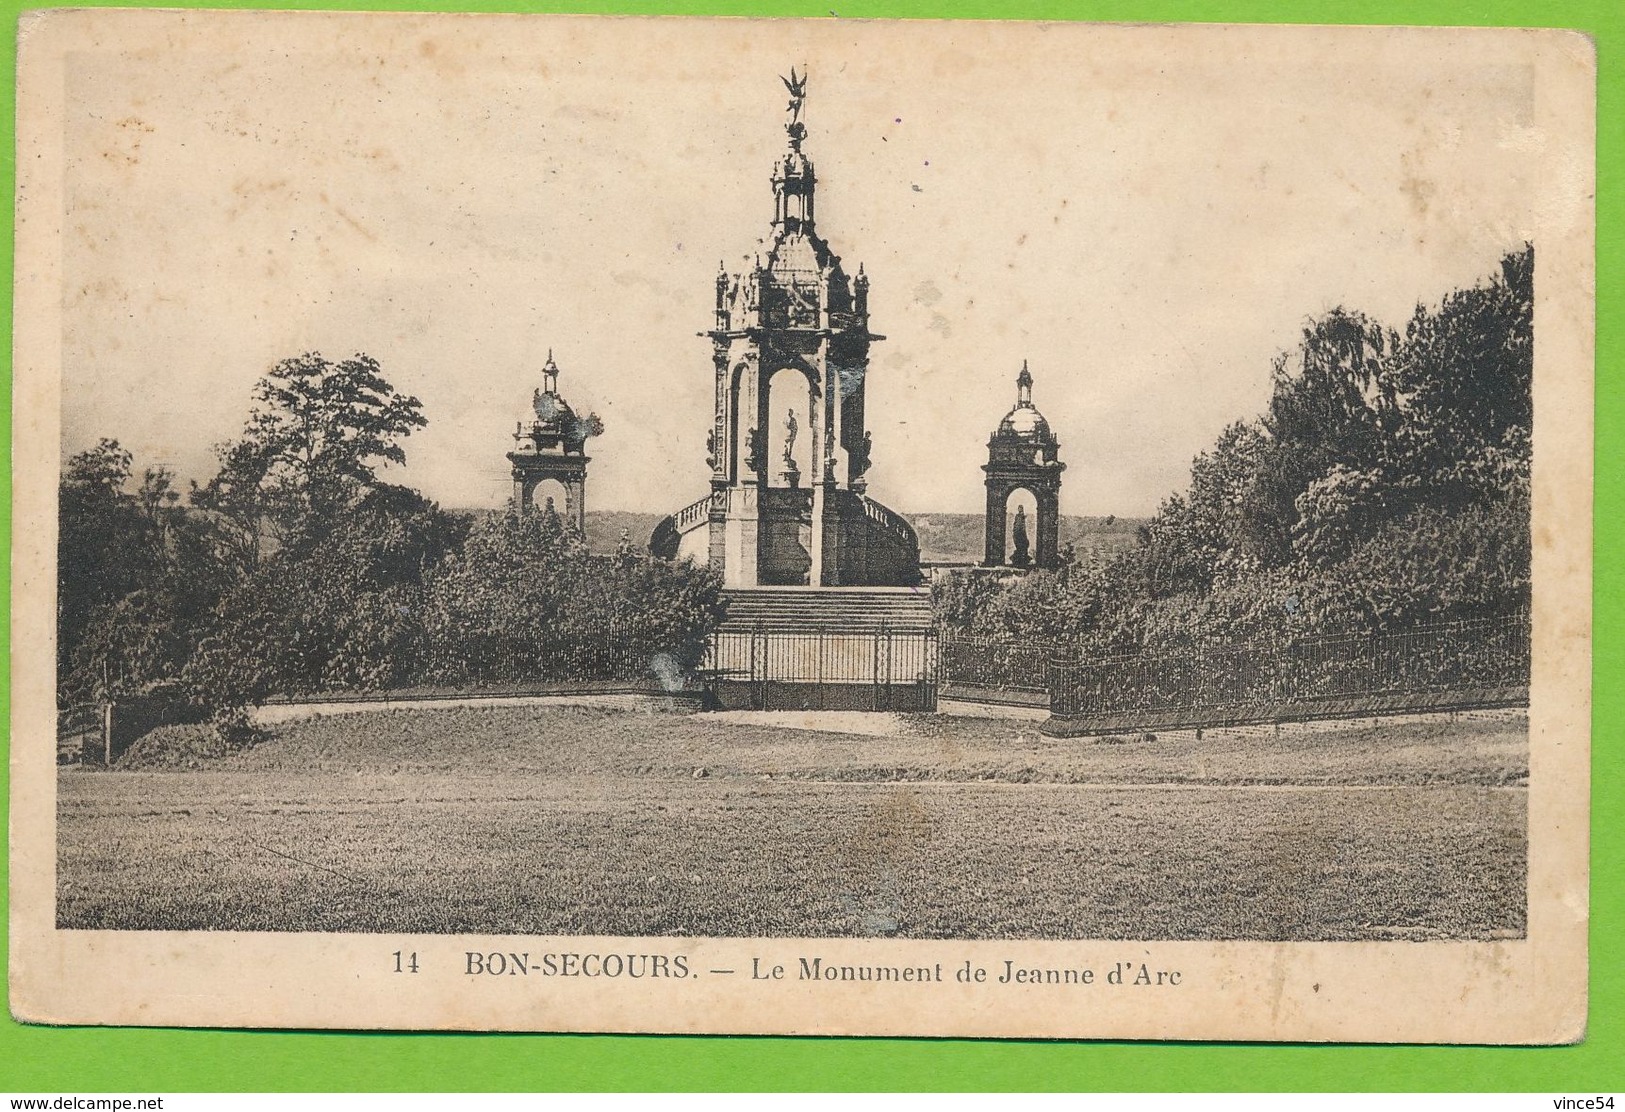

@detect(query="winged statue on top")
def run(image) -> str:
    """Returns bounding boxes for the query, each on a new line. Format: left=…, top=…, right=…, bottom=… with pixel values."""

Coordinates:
left=782, top=66, right=808, bottom=127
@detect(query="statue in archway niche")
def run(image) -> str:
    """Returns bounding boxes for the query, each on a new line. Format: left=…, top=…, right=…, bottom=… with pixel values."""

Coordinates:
left=850, top=430, right=873, bottom=480
left=1011, top=505, right=1031, bottom=567
left=783, top=408, right=799, bottom=468
left=745, top=427, right=765, bottom=474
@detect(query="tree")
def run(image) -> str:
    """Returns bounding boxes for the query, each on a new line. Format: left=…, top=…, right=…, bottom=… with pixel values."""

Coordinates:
left=183, top=484, right=465, bottom=703
left=1240, top=309, right=1403, bottom=566
left=180, top=354, right=438, bottom=708
left=418, top=510, right=724, bottom=686
left=58, top=441, right=166, bottom=680
left=1390, top=243, right=1533, bottom=510
left=58, top=443, right=237, bottom=703
left=193, top=352, right=427, bottom=562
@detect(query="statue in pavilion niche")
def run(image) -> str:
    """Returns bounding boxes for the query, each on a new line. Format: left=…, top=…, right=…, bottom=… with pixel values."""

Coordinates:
left=746, top=426, right=766, bottom=474
left=783, top=408, right=799, bottom=468
left=780, top=407, right=801, bottom=487
left=1011, top=505, right=1032, bottom=567
left=982, top=362, right=1066, bottom=569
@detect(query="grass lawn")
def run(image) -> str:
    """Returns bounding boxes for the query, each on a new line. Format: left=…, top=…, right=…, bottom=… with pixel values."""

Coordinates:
left=57, top=705, right=1526, bottom=939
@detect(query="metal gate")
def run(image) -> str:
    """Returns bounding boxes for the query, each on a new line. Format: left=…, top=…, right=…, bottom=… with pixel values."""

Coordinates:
left=704, top=623, right=938, bottom=711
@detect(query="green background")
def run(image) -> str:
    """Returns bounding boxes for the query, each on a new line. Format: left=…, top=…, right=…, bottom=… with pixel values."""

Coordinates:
left=2, top=0, right=1618, bottom=1093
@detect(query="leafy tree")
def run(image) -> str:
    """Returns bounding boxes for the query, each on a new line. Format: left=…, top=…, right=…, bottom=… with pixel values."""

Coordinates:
left=1317, top=495, right=1531, bottom=627
left=1390, top=243, right=1533, bottom=509
left=59, top=444, right=237, bottom=702
left=1243, top=309, right=1402, bottom=566
left=183, top=485, right=465, bottom=702
left=177, top=354, right=441, bottom=708
left=933, top=555, right=1109, bottom=643
left=1290, top=463, right=1389, bottom=567
left=418, top=510, right=724, bottom=686
left=192, top=352, right=427, bottom=564
left=59, top=442, right=156, bottom=663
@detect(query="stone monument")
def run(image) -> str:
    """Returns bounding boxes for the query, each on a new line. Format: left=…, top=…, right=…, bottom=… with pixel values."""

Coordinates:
left=507, top=351, right=603, bottom=533
left=983, top=362, right=1066, bottom=569
left=651, top=71, right=920, bottom=587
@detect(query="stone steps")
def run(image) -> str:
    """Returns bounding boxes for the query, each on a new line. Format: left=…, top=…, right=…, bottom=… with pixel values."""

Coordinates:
left=719, top=587, right=934, bottom=632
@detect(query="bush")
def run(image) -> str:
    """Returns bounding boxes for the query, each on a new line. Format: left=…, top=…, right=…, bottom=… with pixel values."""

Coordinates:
left=117, top=721, right=261, bottom=770
left=415, top=509, right=725, bottom=687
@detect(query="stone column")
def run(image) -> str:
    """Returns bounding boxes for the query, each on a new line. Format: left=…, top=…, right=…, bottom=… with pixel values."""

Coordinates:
left=1036, top=486, right=1060, bottom=569
left=713, top=347, right=731, bottom=485
left=984, top=481, right=1007, bottom=566
left=808, top=373, right=826, bottom=586
left=569, top=474, right=587, bottom=534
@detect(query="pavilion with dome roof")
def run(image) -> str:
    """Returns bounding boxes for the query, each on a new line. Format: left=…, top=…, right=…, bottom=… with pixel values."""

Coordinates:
left=507, top=351, right=603, bottom=533
left=983, top=361, right=1066, bottom=569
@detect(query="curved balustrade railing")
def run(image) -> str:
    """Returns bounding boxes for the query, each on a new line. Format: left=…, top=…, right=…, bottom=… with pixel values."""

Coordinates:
left=858, top=495, right=919, bottom=552
left=675, top=493, right=714, bottom=532
left=650, top=493, right=715, bottom=560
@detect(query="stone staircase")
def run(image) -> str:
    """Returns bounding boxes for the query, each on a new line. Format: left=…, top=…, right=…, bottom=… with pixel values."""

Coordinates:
left=719, top=587, right=935, bottom=632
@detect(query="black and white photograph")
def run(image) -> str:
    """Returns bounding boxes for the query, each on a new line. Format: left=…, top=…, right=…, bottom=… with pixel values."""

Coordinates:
left=9, top=12, right=1593, bottom=1040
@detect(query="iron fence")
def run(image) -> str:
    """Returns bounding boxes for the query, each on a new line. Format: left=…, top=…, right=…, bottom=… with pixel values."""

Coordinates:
left=937, top=633, right=1059, bottom=694
left=1049, top=612, right=1531, bottom=718
left=461, top=633, right=666, bottom=685
left=703, top=623, right=938, bottom=710
left=533, top=636, right=656, bottom=682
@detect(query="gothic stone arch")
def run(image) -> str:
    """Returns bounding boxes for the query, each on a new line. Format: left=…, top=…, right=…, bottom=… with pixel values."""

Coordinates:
left=984, top=473, right=1062, bottom=569
left=513, top=455, right=589, bottom=534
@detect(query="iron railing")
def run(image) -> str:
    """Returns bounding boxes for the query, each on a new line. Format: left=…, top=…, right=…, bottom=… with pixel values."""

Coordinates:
left=1048, top=612, right=1530, bottom=718
left=703, top=622, right=938, bottom=710
left=937, top=633, right=1060, bottom=694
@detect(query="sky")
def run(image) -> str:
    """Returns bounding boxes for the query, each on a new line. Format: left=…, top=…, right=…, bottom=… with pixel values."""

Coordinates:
left=52, top=14, right=1566, bottom=517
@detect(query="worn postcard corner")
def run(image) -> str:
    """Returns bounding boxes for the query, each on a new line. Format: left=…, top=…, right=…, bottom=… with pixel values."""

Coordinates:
left=9, top=11, right=1595, bottom=1041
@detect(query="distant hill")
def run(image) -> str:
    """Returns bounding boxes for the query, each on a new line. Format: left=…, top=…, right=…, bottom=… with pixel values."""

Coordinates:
left=583, top=511, right=667, bottom=554
left=906, top=513, right=1143, bottom=565
left=604, top=509, right=1143, bottom=564
left=454, top=507, right=1143, bottom=561
left=443, top=507, right=664, bottom=555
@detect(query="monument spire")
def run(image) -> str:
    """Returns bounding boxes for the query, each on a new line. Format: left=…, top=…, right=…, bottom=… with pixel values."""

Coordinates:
left=773, top=66, right=816, bottom=235
left=653, top=70, right=915, bottom=588
left=543, top=348, right=559, bottom=395
left=781, top=65, right=808, bottom=146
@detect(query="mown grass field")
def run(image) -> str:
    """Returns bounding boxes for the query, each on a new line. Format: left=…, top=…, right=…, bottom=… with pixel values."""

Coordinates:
left=57, top=706, right=1527, bottom=939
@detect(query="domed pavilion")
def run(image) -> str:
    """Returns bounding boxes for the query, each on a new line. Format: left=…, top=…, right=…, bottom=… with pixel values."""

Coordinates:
left=507, top=351, right=603, bottom=532
left=983, top=361, right=1066, bottom=569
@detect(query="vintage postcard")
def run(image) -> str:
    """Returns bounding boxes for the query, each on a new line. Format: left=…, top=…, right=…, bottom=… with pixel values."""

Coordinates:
left=9, top=12, right=1594, bottom=1040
